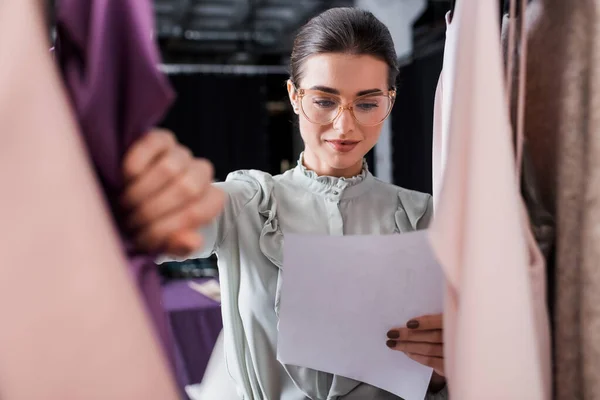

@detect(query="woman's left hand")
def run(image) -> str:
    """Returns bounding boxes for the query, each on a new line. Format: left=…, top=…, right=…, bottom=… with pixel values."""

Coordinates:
left=386, top=314, right=445, bottom=377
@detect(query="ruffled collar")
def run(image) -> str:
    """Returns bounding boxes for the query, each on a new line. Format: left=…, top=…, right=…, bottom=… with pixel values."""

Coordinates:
left=291, top=152, right=373, bottom=199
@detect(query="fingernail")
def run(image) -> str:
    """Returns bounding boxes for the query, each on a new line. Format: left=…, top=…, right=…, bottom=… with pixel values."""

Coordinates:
left=386, top=340, right=397, bottom=349
left=407, top=320, right=419, bottom=329
left=387, top=330, right=400, bottom=339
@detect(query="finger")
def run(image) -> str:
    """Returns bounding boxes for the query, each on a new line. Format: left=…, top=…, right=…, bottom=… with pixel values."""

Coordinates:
left=387, top=328, right=443, bottom=343
left=405, top=353, right=445, bottom=376
left=127, top=159, right=213, bottom=229
left=123, top=129, right=177, bottom=181
left=386, top=341, right=444, bottom=357
left=135, top=186, right=225, bottom=251
left=405, top=314, right=443, bottom=331
left=122, top=145, right=194, bottom=209
left=135, top=186, right=224, bottom=251
left=163, top=230, right=205, bottom=257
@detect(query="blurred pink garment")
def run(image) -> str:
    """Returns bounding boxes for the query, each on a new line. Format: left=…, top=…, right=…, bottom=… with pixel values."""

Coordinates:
left=0, top=1, right=178, bottom=399
left=430, top=0, right=550, bottom=398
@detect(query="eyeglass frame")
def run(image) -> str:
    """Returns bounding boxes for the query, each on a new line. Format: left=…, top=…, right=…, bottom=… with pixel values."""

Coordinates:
left=292, top=85, right=397, bottom=127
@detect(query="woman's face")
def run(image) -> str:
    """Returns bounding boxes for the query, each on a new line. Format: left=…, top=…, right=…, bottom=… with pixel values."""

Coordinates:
left=287, top=53, right=390, bottom=177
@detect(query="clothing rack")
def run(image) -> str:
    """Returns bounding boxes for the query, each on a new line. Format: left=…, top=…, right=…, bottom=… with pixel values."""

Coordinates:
left=159, top=63, right=289, bottom=76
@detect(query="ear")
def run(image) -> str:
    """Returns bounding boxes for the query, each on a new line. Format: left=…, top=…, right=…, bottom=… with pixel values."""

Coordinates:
left=287, top=79, right=300, bottom=115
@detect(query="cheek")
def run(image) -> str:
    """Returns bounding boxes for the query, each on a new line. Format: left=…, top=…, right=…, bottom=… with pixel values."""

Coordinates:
left=363, top=126, right=382, bottom=145
left=299, top=118, right=327, bottom=144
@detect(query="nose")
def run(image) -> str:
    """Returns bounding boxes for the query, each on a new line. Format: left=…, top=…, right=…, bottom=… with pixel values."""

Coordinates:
left=332, top=106, right=356, bottom=134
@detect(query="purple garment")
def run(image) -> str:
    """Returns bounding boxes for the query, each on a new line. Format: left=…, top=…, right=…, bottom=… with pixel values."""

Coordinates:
left=162, top=279, right=223, bottom=388
left=54, top=0, right=175, bottom=362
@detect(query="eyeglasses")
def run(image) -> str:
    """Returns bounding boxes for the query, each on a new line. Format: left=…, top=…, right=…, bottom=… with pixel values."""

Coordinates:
left=294, top=87, right=396, bottom=127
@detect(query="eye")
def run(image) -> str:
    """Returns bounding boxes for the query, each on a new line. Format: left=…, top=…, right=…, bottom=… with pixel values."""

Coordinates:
left=355, top=101, right=379, bottom=111
left=313, top=99, right=337, bottom=109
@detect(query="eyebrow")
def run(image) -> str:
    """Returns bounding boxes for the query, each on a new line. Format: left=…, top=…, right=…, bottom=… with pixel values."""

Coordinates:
left=308, top=86, right=384, bottom=97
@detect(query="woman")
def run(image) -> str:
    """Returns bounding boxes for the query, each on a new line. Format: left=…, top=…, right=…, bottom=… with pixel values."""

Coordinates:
left=123, top=7, right=446, bottom=399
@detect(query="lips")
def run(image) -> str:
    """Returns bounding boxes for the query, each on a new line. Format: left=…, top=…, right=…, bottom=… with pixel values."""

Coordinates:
left=325, top=140, right=360, bottom=153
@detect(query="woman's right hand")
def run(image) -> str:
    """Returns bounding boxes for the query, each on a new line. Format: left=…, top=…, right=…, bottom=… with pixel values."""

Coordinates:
left=121, top=129, right=225, bottom=257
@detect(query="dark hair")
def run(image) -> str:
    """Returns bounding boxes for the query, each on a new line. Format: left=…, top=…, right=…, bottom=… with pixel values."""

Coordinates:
left=290, top=7, right=399, bottom=89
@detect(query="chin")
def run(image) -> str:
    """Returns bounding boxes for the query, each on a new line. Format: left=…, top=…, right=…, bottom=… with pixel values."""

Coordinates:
left=324, top=152, right=364, bottom=171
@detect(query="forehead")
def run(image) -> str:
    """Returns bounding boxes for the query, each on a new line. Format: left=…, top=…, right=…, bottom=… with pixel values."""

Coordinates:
left=300, top=53, right=389, bottom=96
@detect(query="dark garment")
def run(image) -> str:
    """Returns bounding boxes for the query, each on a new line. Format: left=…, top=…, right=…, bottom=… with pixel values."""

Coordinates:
left=392, top=49, right=444, bottom=194
left=54, top=0, right=175, bottom=360
left=159, top=72, right=270, bottom=181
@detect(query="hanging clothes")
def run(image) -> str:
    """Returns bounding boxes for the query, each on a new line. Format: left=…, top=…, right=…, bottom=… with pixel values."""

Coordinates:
left=0, top=0, right=178, bottom=398
left=499, top=0, right=557, bottom=368
left=54, top=0, right=175, bottom=359
left=499, top=0, right=600, bottom=398
left=429, top=0, right=550, bottom=398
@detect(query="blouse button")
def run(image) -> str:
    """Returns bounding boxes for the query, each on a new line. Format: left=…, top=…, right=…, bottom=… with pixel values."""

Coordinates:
left=332, top=190, right=339, bottom=195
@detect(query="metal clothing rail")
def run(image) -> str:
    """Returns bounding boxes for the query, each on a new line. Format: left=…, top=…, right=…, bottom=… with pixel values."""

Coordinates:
left=159, top=63, right=289, bottom=75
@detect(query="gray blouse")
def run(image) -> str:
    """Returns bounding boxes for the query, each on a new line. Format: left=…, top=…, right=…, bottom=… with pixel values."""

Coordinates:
left=192, top=156, right=447, bottom=400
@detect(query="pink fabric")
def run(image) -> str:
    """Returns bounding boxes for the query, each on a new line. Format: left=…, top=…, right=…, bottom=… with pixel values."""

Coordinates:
left=0, top=1, right=178, bottom=398
left=429, top=0, right=551, bottom=398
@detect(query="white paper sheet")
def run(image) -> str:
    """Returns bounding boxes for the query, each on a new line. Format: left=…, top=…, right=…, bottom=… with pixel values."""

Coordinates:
left=277, top=230, right=444, bottom=400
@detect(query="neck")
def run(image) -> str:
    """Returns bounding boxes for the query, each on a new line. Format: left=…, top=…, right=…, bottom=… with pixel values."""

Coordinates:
left=302, top=151, right=364, bottom=178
